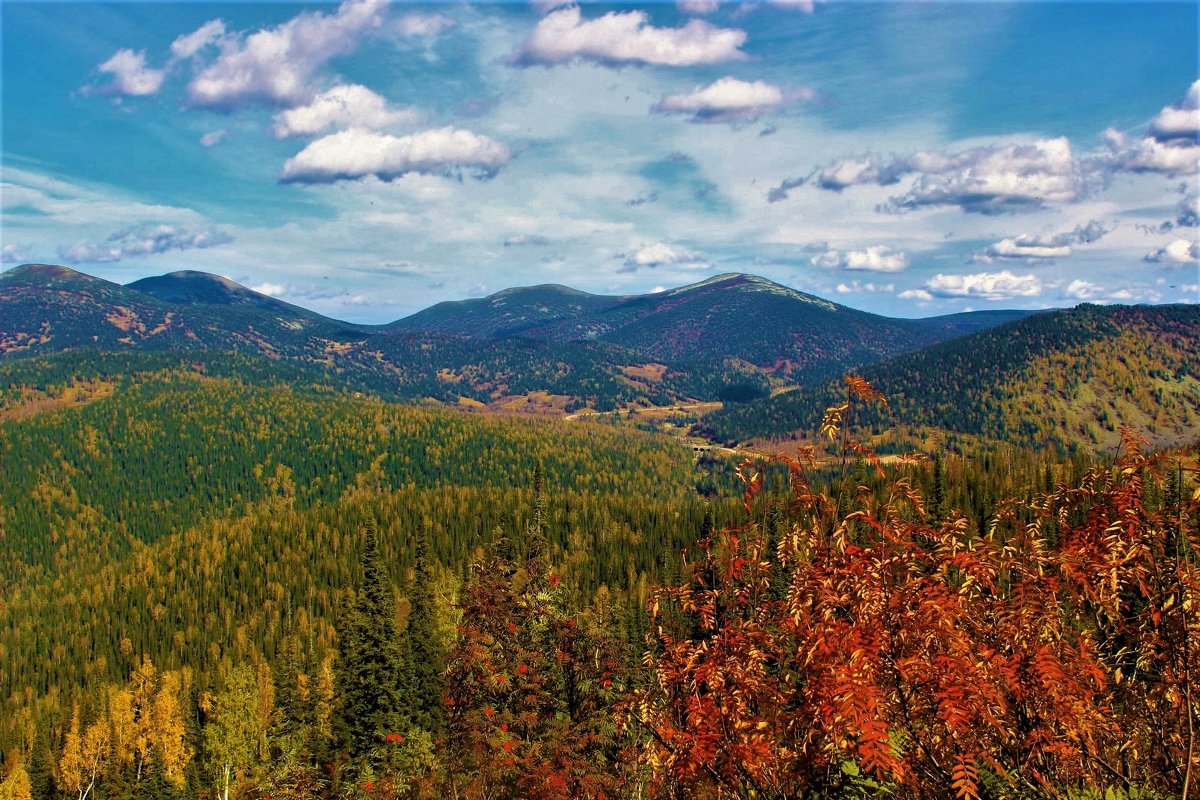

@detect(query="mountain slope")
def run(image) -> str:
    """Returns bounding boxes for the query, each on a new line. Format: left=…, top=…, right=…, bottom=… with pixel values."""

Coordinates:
left=700, top=303, right=1200, bottom=452
left=0, top=266, right=662, bottom=408
left=0, top=264, right=1055, bottom=411
left=394, top=273, right=1040, bottom=385
left=127, top=269, right=336, bottom=321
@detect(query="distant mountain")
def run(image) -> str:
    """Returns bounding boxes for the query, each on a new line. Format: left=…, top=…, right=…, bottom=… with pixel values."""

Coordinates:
left=0, top=264, right=1044, bottom=411
left=394, top=273, right=1040, bottom=385
left=127, top=270, right=324, bottom=318
left=392, top=283, right=622, bottom=338
left=700, top=303, right=1200, bottom=452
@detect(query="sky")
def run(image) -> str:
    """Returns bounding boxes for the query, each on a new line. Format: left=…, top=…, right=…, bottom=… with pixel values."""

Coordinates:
left=1, top=0, right=1198, bottom=323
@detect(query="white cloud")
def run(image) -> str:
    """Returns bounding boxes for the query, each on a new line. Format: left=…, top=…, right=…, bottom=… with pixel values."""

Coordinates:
left=924, top=270, right=1042, bottom=300
left=58, top=223, right=233, bottom=264
left=652, top=77, right=809, bottom=123
left=974, top=219, right=1112, bottom=263
left=898, top=288, right=933, bottom=301
left=272, top=85, right=420, bottom=138
left=1148, top=80, right=1200, bottom=143
left=624, top=242, right=706, bottom=269
left=2, top=244, right=32, bottom=264
left=887, top=138, right=1089, bottom=214
left=200, top=129, right=228, bottom=147
left=396, top=12, right=454, bottom=38
left=250, top=282, right=287, bottom=297
left=1104, top=128, right=1200, bottom=175
left=96, top=49, right=166, bottom=96
left=836, top=280, right=894, bottom=294
left=1101, top=83, right=1200, bottom=176
left=170, top=19, right=227, bottom=60
left=187, top=0, right=388, bottom=109
left=511, top=6, right=747, bottom=67
left=807, top=138, right=1094, bottom=214
left=279, top=127, right=512, bottom=183
left=1144, top=238, right=1200, bottom=265
left=1065, top=279, right=1105, bottom=300
left=812, top=245, right=909, bottom=273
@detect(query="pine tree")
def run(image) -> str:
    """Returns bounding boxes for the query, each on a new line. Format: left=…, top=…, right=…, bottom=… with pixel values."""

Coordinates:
left=930, top=448, right=946, bottom=523
left=337, top=518, right=404, bottom=758
left=402, top=521, right=447, bottom=737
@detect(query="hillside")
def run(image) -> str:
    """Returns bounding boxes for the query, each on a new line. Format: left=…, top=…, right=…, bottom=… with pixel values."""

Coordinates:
left=700, top=303, right=1200, bottom=452
left=0, top=357, right=744, bottom=737
left=2, top=264, right=1035, bottom=410
left=394, top=273, right=1039, bottom=385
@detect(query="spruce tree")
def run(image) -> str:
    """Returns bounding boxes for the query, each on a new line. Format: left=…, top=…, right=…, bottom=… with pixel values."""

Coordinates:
left=336, top=519, right=404, bottom=758
left=401, top=521, right=447, bottom=736
left=930, top=448, right=946, bottom=523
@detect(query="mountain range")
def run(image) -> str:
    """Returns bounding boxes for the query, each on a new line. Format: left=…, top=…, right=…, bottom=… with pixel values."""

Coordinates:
left=4, top=263, right=1196, bottom=451
left=1, top=264, right=1030, bottom=406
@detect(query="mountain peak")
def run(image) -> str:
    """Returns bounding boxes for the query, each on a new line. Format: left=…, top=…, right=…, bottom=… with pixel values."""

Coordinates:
left=1, top=263, right=112, bottom=286
left=666, top=272, right=837, bottom=309
left=127, top=270, right=279, bottom=308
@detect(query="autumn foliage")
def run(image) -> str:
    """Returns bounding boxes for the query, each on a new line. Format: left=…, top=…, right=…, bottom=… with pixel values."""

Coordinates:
left=630, top=376, right=1200, bottom=799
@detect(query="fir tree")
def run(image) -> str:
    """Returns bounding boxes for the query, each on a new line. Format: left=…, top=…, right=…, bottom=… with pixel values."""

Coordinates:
left=336, top=518, right=405, bottom=759
left=402, top=521, right=447, bottom=737
left=930, top=448, right=946, bottom=523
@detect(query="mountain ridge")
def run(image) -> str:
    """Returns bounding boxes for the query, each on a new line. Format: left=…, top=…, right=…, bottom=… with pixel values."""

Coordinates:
left=0, top=263, right=1074, bottom=413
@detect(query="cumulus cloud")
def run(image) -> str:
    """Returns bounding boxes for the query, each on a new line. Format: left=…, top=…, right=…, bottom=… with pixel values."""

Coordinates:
left=974, top=219, right=1112, bottom=263
left=96, top=49, right=166, bottom=96
left=1065, top=279, right=1106, bottom=300
left=170, top=19, right=226, bottom=60
left=200, top=129, right=228, bottom=147
left=279, top=127, right=512, bottom=183
left=888, top=139, right=1090, bottom=214
left=806, top=138, right=1094, bottom=214
left=623, top=242, right=706, bottom=270
left=1149, top=80, right=1200, bottom=143
left=923, top=270, right=1042, bottom=300
left=898, top=288, right=933, bottom=301
left=1144, top=239, right=1200, bottom=265
left=652, top=77, right=810, bottom=123
left=1103, top=83, right=1200, bottom=176
left=511, top=6, right=747, bottom=67
left=187, top=0, right=388, bottom=109
left=2, top=244, right=32, bottom=264
left=272, top=85, right=420, bottom=138
left=811, top=245, right=909, bottom=273
left=58, top=223, right=233, bottom=263
left=1103, top=128, right=1200, bottom=176
left=250, top=282, right=287, bottom=297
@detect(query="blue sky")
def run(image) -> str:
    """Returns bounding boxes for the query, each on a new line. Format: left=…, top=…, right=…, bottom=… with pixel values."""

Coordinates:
left=2, top=0, right=1197, bottom=322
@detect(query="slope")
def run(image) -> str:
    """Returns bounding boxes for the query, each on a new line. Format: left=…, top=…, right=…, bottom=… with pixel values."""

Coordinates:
left=700, top=303, right=1200, bottom=452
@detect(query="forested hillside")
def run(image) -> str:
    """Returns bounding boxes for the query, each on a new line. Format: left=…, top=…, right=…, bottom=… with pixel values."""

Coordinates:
left=0, top=369, right=1196, bottom=800
left=701, top=303, right=1200, bottom=452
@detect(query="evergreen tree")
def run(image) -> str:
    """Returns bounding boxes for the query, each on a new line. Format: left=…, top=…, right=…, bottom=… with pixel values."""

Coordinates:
left=402, top=521, right=447, bottom=737
left=930, top=448, right=946, bottom=523
left=336, top=519, right=404, bottom=758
